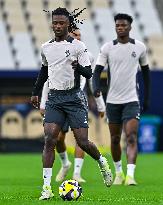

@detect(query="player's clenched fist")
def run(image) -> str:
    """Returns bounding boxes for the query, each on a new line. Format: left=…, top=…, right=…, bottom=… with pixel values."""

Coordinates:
left=71, top=60, right=78, bottom=70
left=31, top=96, right=39, bottom=108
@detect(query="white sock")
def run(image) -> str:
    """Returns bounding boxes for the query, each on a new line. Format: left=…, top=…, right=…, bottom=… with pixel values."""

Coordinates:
left=43, top=168, right=52, bottom=187
left=58, top=151, right=70, bottom=167
left=73, top=158, right=84, bottom=177
left=114, top=160, right=123, bottom=173
left=127, top=164, right=136, bottom=178
left=98, top=155, right=106, bottom=168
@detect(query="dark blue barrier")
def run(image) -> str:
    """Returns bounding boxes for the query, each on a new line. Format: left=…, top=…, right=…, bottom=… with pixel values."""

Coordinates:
left=138, top=70, right=163, bottom=116
left=138, top=115, right=162, bottom=153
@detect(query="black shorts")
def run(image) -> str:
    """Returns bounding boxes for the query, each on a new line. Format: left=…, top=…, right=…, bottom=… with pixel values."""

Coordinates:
left=45, top=88, right=88, bottom=129
left=43, top=115, right=69, bottom=133
left=61, top=120, right=69, bottom=133
left=106, top=101, right=140, bottom=124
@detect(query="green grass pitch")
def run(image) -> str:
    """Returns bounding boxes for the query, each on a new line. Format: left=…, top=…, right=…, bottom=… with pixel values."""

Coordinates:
left=0, top=153, right=163, bottom=205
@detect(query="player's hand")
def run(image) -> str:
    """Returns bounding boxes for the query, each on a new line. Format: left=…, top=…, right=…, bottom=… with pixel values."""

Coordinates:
left=71, top=60, right=78, bottom=70
left=40, top=109, right=45, bottom=117
left=94, top=90, right=101, bottom=97
left=31, top=96, right=39, bottom=108
left=99, top=112, right=105, bottom=118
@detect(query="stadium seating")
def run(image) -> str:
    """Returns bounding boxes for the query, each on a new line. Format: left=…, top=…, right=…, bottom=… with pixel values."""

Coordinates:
left=148, top=35, right=163, bottom=68
left=0, top=21, right=15, bottom=68
left=0, top=0, right=163, bottom=69
left=13, top=33, right=38, bottom=69
left=0, top=110, right=24, bottom=138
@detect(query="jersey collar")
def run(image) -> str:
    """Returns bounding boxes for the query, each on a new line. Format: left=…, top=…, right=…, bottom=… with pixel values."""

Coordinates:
left=49, top=35, right=74, bottom=43
left=113, top=38, right=135, bottom=45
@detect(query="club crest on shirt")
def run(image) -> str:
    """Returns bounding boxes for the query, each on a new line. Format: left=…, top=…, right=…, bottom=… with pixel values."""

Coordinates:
left=131, top=51, right=136, bottom=58
left=65, top=50, right=70, bottom=57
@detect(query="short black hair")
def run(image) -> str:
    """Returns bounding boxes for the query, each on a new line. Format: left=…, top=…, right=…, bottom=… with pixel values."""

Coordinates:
left=52, top=7, right=86, bottom=32
left=114, top=13, right=133, bottom=24
left=52, top=7, right=70, bottom=20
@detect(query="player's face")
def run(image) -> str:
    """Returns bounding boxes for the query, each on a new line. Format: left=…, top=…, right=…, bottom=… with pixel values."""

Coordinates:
left=115, top=19, right=131, bottom=37
left=52, top=15, right=69, bottom=37
left=70, top=30, right=81, bottom=41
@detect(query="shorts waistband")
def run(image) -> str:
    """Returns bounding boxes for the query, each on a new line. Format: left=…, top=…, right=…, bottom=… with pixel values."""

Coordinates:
left=50, top=88, right=80, bottom=95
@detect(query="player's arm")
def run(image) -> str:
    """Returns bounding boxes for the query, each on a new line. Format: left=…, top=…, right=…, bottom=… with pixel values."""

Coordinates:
left=92, top=65, right=104, bottom=97
left=73, top=41, right=92, bottom=79
left=92, top=44, right=108, bottom=97
left=87, top=52, right=106, bottom=117
left=72, top=61, right=92, bottom=79
left=80, top=51, right=95, bottom=90
left=94, top=95, right=106, bottom=118
left=141, top=64, right=150, bottom=111
left=92, top=73, right=106, bottom=118
left=40, top=80, right=50, bottom=116
left=139, top=44, right=150, bottom=111
left=31, top=50, right=48, bottom=108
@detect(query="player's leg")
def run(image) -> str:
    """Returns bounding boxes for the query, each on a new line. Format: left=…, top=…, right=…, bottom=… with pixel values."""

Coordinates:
left=55, top=125, right=71, bottom=182
left=40, top=91, right=66, bottom=200
left=73, top=143, right=86, bottom=182
left=73, top=127, right=112, bottom=186
left=56, top=122, right=86, bottom=182
left=109, top=123, right=125, bottom=184
left=40, top=122, right=61, bottom=200
left=66, top=89, right=113, bottom=186
left=124, top=119, right=138, bottom=185
left=106, top=103, right=125, bottom=185
left=122, top=101, right=140, bottom=185
left=109, top=124, right=122, bottom=162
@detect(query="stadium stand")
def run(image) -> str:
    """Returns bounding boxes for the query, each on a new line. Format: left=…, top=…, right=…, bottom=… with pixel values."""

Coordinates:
left=0, top=0, right=163, bottom=69
left=0, top=110, right=24, bottom=138
left=131, top=0, right=163, bottom=36
left=0, top=20, right=15, bottom=69
left=155, top=0, right=163, bottom=28
left=25, top=110, right=44, bottom=139
left=148, top=36, right=163, bottom=69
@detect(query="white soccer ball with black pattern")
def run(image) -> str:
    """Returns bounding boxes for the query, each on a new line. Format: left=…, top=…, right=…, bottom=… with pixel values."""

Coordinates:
left=59, top=179, right=82, bottom=201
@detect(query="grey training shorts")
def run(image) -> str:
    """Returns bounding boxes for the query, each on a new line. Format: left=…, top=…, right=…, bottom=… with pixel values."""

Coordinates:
left=106, top=101, right=140, bottom=124
left=45, top=88, right=88, bottom=129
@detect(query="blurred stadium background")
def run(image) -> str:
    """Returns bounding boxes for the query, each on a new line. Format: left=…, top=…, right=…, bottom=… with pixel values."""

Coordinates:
left=0, top=0, right=163, bottom=153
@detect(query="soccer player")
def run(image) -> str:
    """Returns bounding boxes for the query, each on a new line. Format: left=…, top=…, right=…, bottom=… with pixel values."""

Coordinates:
left=40, top=29, right=106, bottom=183
left=93, top=13, right=150, bottom=185
left=31, top=8, right=113, bottom=200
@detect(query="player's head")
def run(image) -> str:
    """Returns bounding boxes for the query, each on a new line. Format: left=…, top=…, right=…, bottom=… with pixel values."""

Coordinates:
left=114, top=13, right=133, bottom=38
left=70, top=29, right=81, bottom=41
left=52, top=7, right=85, bottom=38
left=52, top=8, right=71, bottom=37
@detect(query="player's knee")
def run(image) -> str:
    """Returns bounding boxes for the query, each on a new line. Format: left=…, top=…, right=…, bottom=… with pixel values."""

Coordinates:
left=127, top=133, right=137, bottom=145
left=77, top=139, right=88, bottom=151
left=44, top=135, right=57, bottom=146
left=111, top=135, right=121, bottom=146
left=44, top=128, right=57, bottom=148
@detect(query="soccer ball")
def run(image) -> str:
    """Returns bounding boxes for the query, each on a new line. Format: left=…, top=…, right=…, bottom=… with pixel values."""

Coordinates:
left=59, top=179, right=82, bottom=201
